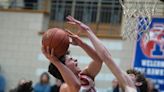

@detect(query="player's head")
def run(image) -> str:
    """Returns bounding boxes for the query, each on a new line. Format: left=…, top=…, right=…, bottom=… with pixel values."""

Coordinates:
left=65, top=55, right=81, bottom=74
left=17, top=80, right=33, bottom=92
left=40, top=72, right=50, bottom=84
left=127, top=69, right=148, bottom=92
left=49, top=51, right=81, bottom=82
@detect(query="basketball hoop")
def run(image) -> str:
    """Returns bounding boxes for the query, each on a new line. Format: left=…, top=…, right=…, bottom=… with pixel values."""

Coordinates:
left=119, top=0, right=158, bottom=41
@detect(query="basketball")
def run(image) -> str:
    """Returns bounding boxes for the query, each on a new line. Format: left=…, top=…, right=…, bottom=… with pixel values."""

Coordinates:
left=42, top=28, right=69, bottom=58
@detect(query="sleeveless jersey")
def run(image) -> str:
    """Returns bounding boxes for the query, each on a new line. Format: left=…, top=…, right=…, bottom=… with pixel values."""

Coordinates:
left=79, top=74, right=96, bottom=92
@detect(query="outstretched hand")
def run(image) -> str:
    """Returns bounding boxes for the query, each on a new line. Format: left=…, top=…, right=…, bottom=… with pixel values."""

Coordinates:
left=66, top=16, right=91, bottom=33
left=42, top=46, right=59, bottom=63
left=65, top=29, right=84, bottom=46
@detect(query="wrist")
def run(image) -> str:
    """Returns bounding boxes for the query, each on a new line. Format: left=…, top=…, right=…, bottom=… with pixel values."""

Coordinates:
left=85, top=27, right=91, bottom=32
left=51, top=60, right=63, bottom=68
left=79, top=42, right=87, bottom=48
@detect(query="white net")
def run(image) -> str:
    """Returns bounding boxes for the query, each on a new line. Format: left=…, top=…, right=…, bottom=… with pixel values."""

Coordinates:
left=119, top=0, right=158, bottom=41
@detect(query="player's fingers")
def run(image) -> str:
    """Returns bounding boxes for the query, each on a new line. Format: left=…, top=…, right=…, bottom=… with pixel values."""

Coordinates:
left=67, top=16, right=80, bottom=24
left=68, top=35, right=78, bottom=45
left=65, top=29, right=74, bottom=35
left=41, top=47, right=45, bottom=53
left=66, top=16, right=71, bottom=20
left=51, top=48, right=54, bottom=57
left=65, top=28, right=80, bottom=37
left=67, top=21, right=76, bottom=25
left=77, top=30, right=81, bottom=35
left=68, top=34, right=78, bottom=40
left=69, top=41, right=74, bottom=45
left=66, top=16, right=73, bottom=21
left=42, top=47, right=49, bottom=59
left=65, top=29, right=77, bottom=38
left=47, top=46, right=50, bottom=55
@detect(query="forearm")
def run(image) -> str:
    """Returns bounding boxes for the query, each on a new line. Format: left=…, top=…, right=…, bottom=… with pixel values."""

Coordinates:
left=85, top=29, right=130, bottom=87
left=79, top=42, right=103, bottom=78
left=51, top=61, right=80, bottom=91
left=86, top=29, right=109, bottom=59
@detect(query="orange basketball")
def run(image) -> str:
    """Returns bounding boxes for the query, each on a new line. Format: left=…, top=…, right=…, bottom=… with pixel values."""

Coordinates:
left=42, top=28, right=69, bottom=58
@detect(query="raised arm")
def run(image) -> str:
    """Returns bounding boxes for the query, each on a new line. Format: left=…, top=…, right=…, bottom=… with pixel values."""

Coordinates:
left=66, top=30, right=102, bottom=79
left=42, top=47, right=80, bottom=92
left=66, top=16, right=135, bottom=88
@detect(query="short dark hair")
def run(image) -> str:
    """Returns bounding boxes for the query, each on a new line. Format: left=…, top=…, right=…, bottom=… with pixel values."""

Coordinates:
left=17, top=81, right=33, bottom=92
left=48, top=51, right=70, bottom=82
left=127, top=69, right=148, bottom=92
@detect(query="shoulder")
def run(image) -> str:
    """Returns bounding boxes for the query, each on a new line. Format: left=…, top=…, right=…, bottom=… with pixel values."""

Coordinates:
left=61, top=83, right=82, bottom=92
left=60, top=83, right=69, bottom=92
left=125, top=86, right=137, bottom=92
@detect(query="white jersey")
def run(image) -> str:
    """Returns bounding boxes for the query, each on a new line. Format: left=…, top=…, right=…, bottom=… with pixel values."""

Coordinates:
left=79, top=74, right=96, bottom=92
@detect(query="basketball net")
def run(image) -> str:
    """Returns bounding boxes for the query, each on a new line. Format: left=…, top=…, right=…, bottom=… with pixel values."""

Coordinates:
left=119, top=0, right=157, bottom=41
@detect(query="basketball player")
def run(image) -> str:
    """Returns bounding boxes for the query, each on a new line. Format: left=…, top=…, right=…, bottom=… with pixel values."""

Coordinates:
left=66, top=16, right=148, bottom=92
left=42, top=30, right=103, bottom=92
